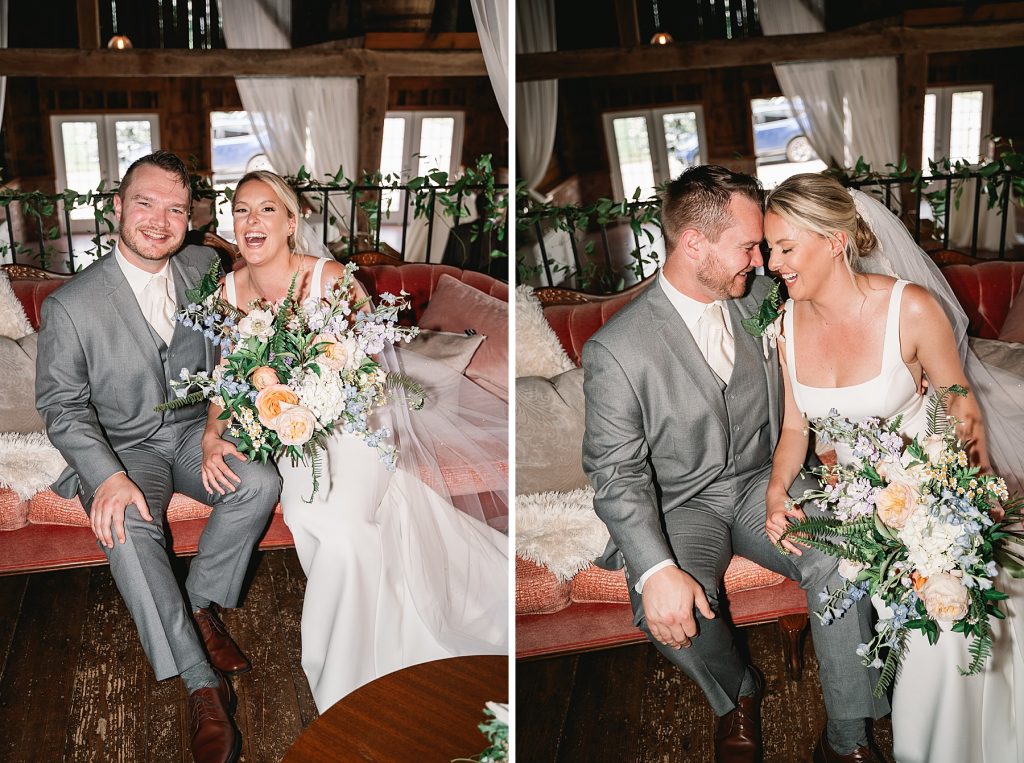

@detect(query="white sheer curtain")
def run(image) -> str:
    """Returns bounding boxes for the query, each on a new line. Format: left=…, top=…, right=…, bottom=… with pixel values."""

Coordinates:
left=218, top=0, right=358, bottom=240
left=470, top=0, right=508, bottom=125
left=516, top=0, right=557, bottom=201
left=759, top=0, right=899, bottom=169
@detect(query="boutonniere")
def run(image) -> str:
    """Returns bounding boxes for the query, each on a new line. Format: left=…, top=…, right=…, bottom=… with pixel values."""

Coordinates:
left=740, top=280, right=783, bottom=359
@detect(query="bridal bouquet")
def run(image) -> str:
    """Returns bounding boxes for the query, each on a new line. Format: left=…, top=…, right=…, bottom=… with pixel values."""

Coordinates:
left=159, top=260, right=423, bottom=496
left=780, top=386, right=1024, bottom=696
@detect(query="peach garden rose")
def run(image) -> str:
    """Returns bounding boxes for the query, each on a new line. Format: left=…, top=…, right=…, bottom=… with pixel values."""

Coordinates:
left=250, top=366, right=280, bottom=391
left=254, top=384, right=299, bottom=426
left=919, top=572, right=970, bottom=622
left=271, top=404, right=316, bottom=446
left=875, top=481, right=920, bottom=529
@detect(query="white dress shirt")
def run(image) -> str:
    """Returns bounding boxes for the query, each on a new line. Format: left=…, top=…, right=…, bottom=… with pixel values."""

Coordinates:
left=114, top=245, right=177, bottom=325
left=634, top=273, right=734, bottom=593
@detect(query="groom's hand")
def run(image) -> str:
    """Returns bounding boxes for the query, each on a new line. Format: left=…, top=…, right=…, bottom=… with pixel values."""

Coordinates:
left=91, top=472, right=153, bottom=548
left=643, top=567, right=715, bottom=649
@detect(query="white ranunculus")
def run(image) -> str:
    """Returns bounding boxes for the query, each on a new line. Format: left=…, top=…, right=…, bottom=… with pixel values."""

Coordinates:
left=838, top=558, right=867, bottom=582
left=237, top=308, right=275, bottom=341
left=921, top=433, right=946, bottom=462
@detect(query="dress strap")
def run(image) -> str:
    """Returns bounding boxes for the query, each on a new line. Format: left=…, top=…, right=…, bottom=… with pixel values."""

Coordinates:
left=882, top=280, right=909, bottom=367
left=224, top=271, right=237, bottom=307
left=781, top=298, right=803, bottom=409
left=309, top=257, right=328, bottom=301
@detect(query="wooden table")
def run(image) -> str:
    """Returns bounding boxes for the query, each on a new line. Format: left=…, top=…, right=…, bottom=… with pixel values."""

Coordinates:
left=283, top=655, right=508, bottom=762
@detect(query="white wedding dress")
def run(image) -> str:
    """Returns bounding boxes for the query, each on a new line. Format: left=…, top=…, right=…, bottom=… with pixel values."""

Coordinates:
left=783, top=281, right=1024, bottom=763
left=224, top=259, right=509, bottom=712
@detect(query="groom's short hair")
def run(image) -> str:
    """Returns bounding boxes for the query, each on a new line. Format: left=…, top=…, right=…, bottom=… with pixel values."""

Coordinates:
left=661, top=165, right=763, bottom=253
left=118, top=151, right=192, bottom=206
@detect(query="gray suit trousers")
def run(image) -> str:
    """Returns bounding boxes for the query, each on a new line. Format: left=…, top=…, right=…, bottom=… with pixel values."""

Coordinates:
left=633, top=465, right=890, bottom=721
left=85, top=417, right=281, bottom=681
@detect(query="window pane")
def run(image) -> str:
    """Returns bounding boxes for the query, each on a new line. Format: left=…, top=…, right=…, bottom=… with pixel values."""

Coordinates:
left=750, top=96, right=824, bottom=187
left=662, top=111, right=700, bottom=180
left=612, top=116, right=655, bottom=199
left=417, top=117, right=455, bottom=177
left=210, top=111, right=265, bottom=185
left=114, top=120, right=154, bottom=180
left=61, top=121, right=102, bottom=220
left=380, top=117, right=407, bottom=211
left=949, top=91, right=984, bottom=164
left=922, top=93, right=937, bottom=169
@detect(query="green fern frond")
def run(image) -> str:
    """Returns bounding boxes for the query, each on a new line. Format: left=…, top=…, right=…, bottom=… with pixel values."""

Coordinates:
left=154, top=391, right=207, bottom=412
left=960, top=625, right=993, bottom=676
left=185, top=257, right=224, bottom=304
left=874, top=630, right=907, bottom=697
left=303, top=442, right=322, bottom=503
left=386, top=371, right=427, bottom=410
left=925, top=384, right=969, bottom=437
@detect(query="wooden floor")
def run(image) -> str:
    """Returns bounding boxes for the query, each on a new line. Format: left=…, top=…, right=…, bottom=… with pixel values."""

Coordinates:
left=517, top=624, right=897, bottom=763
left=0, top=549, right=317, bottom=763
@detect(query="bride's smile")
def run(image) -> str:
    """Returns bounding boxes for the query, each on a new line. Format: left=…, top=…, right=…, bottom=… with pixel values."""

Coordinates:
left=232, top=180, right=295, bottom=263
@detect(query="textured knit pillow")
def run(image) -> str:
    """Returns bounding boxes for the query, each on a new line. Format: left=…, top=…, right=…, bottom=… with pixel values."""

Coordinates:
left=515, top=285, right=573, bottom=378
left=516, top=368, right=589, bottom=495
left=0, top=333, right=45, bottom=433
left=419, top=274, right=508, bottom=400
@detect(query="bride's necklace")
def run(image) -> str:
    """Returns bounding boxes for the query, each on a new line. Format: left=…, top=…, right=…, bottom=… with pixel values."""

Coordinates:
left=249, top=251, right=303, bottom=306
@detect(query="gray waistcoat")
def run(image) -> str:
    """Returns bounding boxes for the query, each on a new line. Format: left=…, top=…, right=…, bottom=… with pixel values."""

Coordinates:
left=718, top=324, right=772, bottom=479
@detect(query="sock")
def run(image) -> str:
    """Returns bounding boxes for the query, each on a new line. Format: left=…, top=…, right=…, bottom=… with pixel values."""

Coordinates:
left=737, top=666, right=757, bottom=698
left=826, top=718, right=868, bottom=754
left=189, top=591, right=212, bottom=612
left=181, top=661, right=220, bottom=693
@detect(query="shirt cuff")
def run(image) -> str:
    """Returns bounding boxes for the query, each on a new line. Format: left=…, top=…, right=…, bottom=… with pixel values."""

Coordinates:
left=635, top=559, right=676, bottom=593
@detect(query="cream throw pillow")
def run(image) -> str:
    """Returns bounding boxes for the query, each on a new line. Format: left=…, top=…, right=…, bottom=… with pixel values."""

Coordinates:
left=515, top=368, right=589, bottom=495
left=404, top=329, right=485, bottom=375
left=515, top=486, right=609, bottom=582
left=0, top=431, right=67, bottom=500
left=515, top=285, right=574, bottom=379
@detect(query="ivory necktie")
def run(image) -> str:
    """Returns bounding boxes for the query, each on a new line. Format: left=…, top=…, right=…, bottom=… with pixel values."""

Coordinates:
left=141, top=273, right=175, bottom=345
left=697, top=302, right=734, bottom=384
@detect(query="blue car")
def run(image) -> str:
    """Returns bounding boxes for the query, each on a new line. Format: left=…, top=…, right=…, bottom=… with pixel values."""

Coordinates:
left=752, top=102, right=817, bottom=164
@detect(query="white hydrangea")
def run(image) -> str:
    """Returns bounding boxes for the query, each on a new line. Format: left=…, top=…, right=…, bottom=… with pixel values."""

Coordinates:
left=899, top=510, right=972, bottom=578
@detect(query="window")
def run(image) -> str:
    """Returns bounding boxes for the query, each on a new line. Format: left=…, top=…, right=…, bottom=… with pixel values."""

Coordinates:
left=378, top=111, right=465, bottom=210
left=210, top=111, right=273, bottom=187
left=749, top=97, right=825, bottom=187
left=923, top=86, right=992, bottom=167
left=602, top=106, right=708, bottom=201
left=50, top=114, right=159, bottom=229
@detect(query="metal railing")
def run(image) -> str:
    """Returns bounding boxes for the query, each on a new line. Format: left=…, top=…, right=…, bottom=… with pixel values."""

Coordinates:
left=518, top=167, right=1022, bottom=293
left=0, top=180, right=508, bottom=276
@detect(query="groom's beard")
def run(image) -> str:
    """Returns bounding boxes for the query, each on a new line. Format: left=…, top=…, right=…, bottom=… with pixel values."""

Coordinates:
left=697, top=253, right=752, bottom=300
left=119, top=224, right=185, bottom=264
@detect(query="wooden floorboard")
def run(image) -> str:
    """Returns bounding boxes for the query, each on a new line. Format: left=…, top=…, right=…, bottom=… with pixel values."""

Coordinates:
left=518, top=625, right=897, bottom=763
left=0, top=549, right=317, bottom=763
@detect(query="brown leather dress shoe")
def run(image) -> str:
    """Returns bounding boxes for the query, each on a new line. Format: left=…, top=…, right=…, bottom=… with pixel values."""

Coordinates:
left=194, top=607, right=252, bottom=675
left=714, top=667, right=764, bottom=763
left=811, top=730, right=881, bottom=763
left=189, top=675, right=240, bottom=763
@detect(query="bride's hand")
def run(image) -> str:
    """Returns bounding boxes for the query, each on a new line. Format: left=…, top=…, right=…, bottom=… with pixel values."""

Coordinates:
left=201, top=431, right=247, bottom=496
left=766, top=493, right=807, bottom=556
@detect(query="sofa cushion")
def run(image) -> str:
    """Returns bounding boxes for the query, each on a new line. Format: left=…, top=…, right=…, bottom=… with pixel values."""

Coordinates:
left=0, top=333, right=46, bottom=433
left=998, top=279, right=1024, bottom=343
left=515, top=369, right=588, bottom=495
left=419, top=274, right=509, bottom=401
left=515, top=555, right=572, bottom=614
left=28, top=490, right=218, bottom=527
left=404, top=329, right=484, bottom=375
left=0, top=490, right=29, bottom=531
left=941, top=261, right=1024, bottom=339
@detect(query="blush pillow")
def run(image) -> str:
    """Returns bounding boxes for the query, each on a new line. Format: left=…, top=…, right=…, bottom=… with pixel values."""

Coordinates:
left=998, top=281, right=1024, bottom=343
left=419, top=274, right=508, bottom=401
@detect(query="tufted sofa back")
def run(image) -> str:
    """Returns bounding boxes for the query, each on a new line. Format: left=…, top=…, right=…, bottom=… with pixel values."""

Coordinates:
left=939, top=261, right=1024, bottom=340
left=5, top=262, right=508, bottom=331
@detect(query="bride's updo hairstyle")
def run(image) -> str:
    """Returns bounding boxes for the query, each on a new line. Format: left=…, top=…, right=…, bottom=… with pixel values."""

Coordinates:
left=234, top=170, right=302, bottom=252
left=764, top=173, right=878, bottom=275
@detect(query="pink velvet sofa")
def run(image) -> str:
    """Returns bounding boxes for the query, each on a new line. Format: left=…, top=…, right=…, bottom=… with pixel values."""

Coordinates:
left=0, top=255, right=508, bottom=575
left=516, top=259, right=1024, bottom=674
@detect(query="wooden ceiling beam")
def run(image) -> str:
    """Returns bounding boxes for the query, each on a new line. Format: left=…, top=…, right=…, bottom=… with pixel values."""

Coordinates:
left=0, top=48, right=487, bottom=78
left=75, top=0, right=101, bottom=49
left=517, top=22, right=1024, bottom=81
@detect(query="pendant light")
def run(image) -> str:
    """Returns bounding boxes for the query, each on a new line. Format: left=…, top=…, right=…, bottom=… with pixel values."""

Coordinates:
left=106, top=0, right=133, bottom=49
left=650, top=0, right=673, bottom=45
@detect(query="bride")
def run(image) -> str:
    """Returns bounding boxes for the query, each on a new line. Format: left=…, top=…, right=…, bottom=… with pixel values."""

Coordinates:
left=199, top=170, right=509, bottom=712
left=762, top=173, right=1023, bottom=763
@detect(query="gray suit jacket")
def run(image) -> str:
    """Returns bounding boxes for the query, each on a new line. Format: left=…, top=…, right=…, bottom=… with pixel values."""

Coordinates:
left=581, top=275, right=782, bottom=578
left=35, top=246, right=217, bottom=500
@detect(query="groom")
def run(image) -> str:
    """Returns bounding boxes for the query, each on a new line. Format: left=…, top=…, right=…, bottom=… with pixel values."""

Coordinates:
left=36, top=151, right=281, bottom=763
left=582, top=166, right=888, bottom=763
